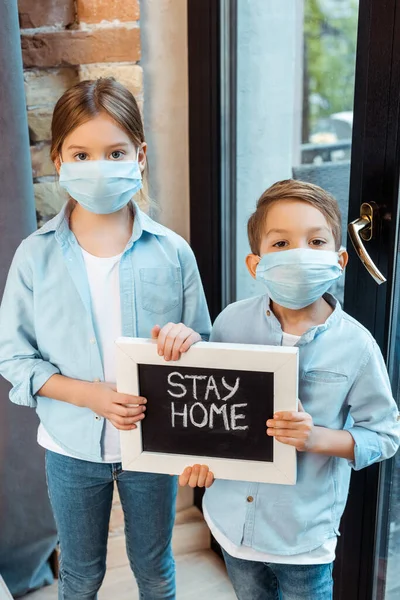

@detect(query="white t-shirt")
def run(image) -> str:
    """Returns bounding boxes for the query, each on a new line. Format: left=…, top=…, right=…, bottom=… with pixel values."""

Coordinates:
left=203, top=330, right=337, bottom=565
left=38, top=248, right=123, bottom=463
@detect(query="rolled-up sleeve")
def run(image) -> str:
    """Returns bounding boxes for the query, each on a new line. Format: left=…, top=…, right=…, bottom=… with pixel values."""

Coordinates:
left=0, top=241, right=60, bottom=408
left=346, top=338, right=400, bottom=470
left=178, top=239, right=212, bottom=341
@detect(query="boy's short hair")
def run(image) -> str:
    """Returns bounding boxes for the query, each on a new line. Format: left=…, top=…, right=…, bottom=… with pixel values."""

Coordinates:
left=247, top=179, right=342, bottom=255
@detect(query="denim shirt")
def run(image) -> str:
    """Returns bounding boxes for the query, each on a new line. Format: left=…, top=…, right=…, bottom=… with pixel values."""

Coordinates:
left=203, top=294, right=400, bottom=555
left=0, top=202, right=211, bottom=462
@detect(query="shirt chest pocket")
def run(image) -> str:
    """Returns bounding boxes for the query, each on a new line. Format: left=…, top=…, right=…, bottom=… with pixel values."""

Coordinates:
left=300, top=370, right=349, bottom=426
left=139, top=267, right=182, bottom=315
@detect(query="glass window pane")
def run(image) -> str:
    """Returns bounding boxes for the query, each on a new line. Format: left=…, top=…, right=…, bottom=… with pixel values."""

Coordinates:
left=234, top=0, right=359, bottom=304
left=373, top=245, right=400, bottom=599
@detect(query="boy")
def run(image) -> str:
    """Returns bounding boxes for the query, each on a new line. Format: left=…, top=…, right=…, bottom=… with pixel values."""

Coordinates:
left=180, top=180, right=400, bottom=599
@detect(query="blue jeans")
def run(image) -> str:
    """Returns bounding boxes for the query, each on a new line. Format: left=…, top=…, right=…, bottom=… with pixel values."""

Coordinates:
left=222, top=549, right=333, bottom=600
left=45, top=451, right=177, bottom=600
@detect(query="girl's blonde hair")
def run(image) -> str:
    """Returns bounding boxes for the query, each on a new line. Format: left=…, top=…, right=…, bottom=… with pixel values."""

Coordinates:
left=50, top=77, right=149, bottom=209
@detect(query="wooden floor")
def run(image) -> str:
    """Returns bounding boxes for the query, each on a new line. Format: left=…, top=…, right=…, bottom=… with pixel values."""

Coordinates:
left=23, top=550, right=235, bottom=600
left=20, top=488, right=236, bottom=600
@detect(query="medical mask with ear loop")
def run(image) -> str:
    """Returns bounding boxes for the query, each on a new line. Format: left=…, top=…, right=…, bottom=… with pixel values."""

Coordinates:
left=58, top=148, right=143, bottom=215
left=255, top=248, right=344, bottom=310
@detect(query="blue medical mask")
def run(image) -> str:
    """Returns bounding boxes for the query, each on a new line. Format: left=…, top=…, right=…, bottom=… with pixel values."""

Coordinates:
left=255, top=248, right=343, bottom=310
left=59, top=154, right=143, bottom=215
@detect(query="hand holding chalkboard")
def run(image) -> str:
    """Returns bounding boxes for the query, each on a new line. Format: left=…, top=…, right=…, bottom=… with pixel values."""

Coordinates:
left=179, top=465, right=215, bottom=488
left=116, top=338, right=299, bottom=484
left=151, top=322, right=202, bottom=361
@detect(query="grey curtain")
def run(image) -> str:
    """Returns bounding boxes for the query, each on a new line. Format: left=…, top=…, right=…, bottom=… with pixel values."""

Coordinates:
left=0, top=0, right=57, bottom=596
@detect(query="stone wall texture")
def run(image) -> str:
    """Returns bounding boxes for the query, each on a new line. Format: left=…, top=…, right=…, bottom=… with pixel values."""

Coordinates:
left=19, top=0, right=143, bottom=226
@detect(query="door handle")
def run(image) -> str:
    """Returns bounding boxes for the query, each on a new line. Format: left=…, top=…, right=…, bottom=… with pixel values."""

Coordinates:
left=348, top=202, right=386, bottom=284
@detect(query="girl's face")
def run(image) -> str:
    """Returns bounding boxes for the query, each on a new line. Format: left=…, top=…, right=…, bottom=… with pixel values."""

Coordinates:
left=56, top=112, right=147, bottom=171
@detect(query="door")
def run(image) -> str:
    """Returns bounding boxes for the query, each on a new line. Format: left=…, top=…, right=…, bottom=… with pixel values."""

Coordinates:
left=188, top=0, right=400, bottom=598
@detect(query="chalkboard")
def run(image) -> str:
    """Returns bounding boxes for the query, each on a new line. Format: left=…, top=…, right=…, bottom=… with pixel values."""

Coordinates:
left=139, top=364, right=274, bottom=462
left=116, top=338, right=298, bottom=484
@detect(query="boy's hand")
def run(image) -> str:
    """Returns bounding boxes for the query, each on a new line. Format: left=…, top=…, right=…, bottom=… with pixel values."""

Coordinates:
left=151, top=323, right=201, bottom=361
left=266, top=400, right=316, bottom=452
left=179, top=465, right=215, bottom=488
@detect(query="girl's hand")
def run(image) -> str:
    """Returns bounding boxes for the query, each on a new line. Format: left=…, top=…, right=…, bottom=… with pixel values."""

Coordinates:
left=83, top=382, right=147, bottom=431
left=179, top=465, right=215, bottom=488
left=266, top=400, right=316, bottom=452
left=151, top=323, right=201, bottom=361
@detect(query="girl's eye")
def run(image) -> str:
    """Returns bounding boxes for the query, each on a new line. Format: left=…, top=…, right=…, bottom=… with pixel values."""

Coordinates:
left=75, top=153, right=88, bottom=161
left=273, top=241, right=288, bottom=248
left=310, top=239, right=326, bottom=247
left=110, top=150, right=124, bottom=160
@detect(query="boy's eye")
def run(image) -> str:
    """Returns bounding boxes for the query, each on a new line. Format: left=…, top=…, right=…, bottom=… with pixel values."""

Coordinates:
left=110, top=150, right=124, bottom=160
left=273, top=241, right=288, bottom=248
left=310, top=239, right=326, bottom=247
left=75, top=153, right=88, bottom=161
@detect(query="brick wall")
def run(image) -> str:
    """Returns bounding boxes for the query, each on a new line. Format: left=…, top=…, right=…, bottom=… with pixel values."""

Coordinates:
left=19, top=0, right=143, bottom=226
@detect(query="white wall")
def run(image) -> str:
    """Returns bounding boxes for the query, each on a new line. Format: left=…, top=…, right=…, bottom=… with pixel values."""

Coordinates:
left=140, top=0, right=190, bottom=241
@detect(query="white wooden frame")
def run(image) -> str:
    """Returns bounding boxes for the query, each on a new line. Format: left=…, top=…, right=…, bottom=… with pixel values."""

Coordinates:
left=116, top=338, right=298, bottom=484
left=0, top=576, right=13, bottom=600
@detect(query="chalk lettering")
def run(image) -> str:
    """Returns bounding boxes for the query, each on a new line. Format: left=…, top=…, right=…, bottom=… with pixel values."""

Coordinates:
left=167, top=372, right=187, bottom=398
left=205, top=375, right=221, bottom=401
left=209, top=403, right=229, bottom=430
left=230, top=403, right=248, bottom=430
left=189, top=403, right=208, bottom=428
left=171, top=402, right=188, bottom=427
left=184, top=375, right=207, bottom=399
left=221, top=377, right=240, bottom=401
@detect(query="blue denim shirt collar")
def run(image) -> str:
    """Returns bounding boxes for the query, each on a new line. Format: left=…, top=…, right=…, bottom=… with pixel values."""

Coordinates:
left=33, top=201, right=167, bottom=249
left=263, top=292, right=342, bottom=346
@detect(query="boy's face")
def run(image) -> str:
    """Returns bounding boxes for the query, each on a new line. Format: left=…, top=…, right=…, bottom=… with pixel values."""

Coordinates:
left=246, top=199, right=348, bottom=278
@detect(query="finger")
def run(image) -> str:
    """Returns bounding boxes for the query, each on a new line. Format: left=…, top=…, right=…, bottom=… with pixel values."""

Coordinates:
left=267, top=428, right=307, bottom=439
left=188, top=464, right=201, bottom=488
left=205, top=471, right=215, bottom=488
left=113, top=404, right=147, bottom=418
left=273, top=411, right=307, bottom=422
left=130, top=413, right=146, bottom=423
left=116, top=394, right=147, bottom=406
left=163, top=323, right=185, bottom=361
left=156, top=322, right=175, bottom=356
left=266, top=419, right=307, bottom=430
left=197, top=465, right=210, bottom=488
left=109, top=420, right=138, bottom=431
left=151, top=324, right=161, bottom=339
left=112, top=414, right=145, bottom=427
left=179, top=467, right=192, bottom=487
left=298, top=399, right=305, bottom=412
left=179, top=331, right=201, bottom=354
left=170, top=328, right=193, bottom=361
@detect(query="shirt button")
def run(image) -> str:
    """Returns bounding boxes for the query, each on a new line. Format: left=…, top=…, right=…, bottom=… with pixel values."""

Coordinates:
left=93, top=378, right=101, bottom=383
left=95, top=415, right=101, bottom=421
left=266, top=310, right=271, bottom=317
left=90, top=338, right=96, bottom=345
left=247, top=496, right=254, bottom=503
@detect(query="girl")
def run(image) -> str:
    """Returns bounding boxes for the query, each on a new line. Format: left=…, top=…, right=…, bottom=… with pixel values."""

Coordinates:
left=0, top=78, right=211, bottom=599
